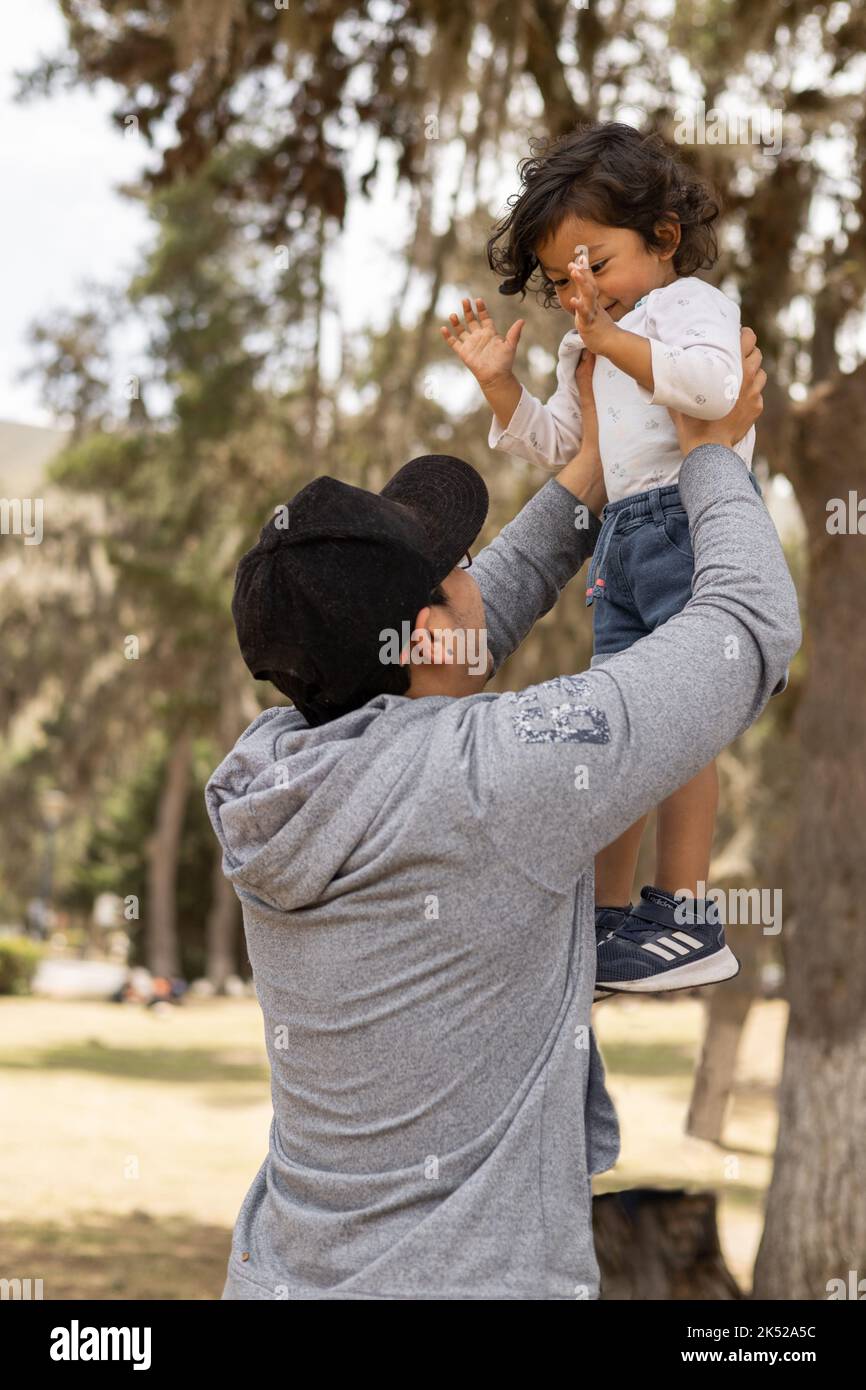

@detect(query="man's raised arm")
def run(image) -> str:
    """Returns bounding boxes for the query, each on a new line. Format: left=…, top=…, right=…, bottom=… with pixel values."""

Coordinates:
left=453, top=333, right=802, bottom=892
left=471, top=351, right=606, bottom=675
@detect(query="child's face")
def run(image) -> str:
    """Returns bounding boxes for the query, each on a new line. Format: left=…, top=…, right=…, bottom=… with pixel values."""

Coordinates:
left=535, top=216, right=678, bottom=320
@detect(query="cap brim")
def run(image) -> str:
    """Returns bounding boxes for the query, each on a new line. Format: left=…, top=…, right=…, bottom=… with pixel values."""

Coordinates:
left=380, top=454, right=488, bottom=583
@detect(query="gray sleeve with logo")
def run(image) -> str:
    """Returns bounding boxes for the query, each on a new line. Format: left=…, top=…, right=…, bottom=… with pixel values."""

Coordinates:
left=463, top=445, right=801, bottom=892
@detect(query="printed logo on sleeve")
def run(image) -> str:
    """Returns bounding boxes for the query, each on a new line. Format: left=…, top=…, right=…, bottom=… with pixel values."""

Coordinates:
left=506, top=676, right=610, bottom=745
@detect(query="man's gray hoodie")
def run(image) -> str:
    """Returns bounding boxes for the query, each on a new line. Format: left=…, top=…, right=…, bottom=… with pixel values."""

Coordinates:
left=205, top=445, right=800, bottom=1300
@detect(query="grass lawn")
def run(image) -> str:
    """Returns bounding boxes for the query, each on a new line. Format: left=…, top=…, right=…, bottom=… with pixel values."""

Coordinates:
left=0, top=992, right=785, bottom=1299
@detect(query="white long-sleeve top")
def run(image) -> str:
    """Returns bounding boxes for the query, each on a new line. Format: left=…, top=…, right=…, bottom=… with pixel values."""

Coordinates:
left=488, top=277, right=755, bottom=503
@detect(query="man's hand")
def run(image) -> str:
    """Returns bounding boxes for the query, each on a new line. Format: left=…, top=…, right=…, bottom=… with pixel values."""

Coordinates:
left=669, top=328, right=766, bottom=454
left=555, top=350, right=607, bottom=518
left=440, top=297, right=525, bottom=389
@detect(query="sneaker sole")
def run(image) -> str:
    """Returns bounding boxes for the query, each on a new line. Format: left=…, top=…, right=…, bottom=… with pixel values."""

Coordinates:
left=598, top=946, right=741, bottom=994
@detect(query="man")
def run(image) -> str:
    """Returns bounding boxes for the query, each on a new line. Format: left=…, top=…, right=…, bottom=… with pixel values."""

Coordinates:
left=205, top=331, right=799, bottom=1300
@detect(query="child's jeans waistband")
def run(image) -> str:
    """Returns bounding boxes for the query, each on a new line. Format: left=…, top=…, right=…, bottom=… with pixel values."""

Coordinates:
left=585, top=473, right=763, bottom=605
left=600, top=482, right=684, bottom=522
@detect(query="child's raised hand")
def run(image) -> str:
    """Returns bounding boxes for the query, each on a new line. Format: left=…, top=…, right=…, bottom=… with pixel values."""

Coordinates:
left=567, top=252, right=615, bottom=354
left=440, top=298, right=525, bottom=388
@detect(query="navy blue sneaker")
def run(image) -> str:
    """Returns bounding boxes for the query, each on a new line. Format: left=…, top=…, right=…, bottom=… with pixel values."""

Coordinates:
left=593, top=903, right=632, bottom=1001
left=596, top=886, right=740, bottom=994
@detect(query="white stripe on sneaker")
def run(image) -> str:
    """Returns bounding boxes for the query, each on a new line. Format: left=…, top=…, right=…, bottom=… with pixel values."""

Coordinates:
left=641, top=942, right=677, bottom=960
left=657, top=936, right=690, bottom=956
left=672, top=930, right=703, bottom=949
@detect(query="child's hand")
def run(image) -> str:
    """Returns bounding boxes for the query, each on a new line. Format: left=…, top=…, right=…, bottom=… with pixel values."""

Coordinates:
left=440, top=298, right=525, bottom=388
left=567, top=256, right=616, bottom=355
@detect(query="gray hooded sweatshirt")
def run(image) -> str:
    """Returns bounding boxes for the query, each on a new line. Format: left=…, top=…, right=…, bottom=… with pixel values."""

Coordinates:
left=205, top=445, right=800, bottom=1300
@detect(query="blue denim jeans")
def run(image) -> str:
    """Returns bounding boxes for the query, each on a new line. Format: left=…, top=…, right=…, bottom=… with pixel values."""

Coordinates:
left=586, top=473, right=764, bottom=661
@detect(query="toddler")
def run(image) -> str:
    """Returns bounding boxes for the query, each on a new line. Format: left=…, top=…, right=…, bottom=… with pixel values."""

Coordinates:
left=442, top=122, right=782, bottom=997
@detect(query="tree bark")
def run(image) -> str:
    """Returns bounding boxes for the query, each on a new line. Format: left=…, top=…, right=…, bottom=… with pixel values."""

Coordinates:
left=752, top=366, right=866, bottom=1298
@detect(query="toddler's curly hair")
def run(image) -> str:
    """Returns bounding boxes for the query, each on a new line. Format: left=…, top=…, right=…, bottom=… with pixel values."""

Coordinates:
left=487, top=122, right=721, bottom=306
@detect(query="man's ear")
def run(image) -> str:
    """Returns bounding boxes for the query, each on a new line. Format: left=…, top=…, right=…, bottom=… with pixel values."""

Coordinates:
left=400, top=606, right=432, bottom=667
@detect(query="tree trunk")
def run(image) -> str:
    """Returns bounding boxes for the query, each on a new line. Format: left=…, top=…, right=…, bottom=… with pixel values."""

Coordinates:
left=207, top=669, right=250, bottom=989
left=752, top=367, right=866, bottom=1298
left=594, top=1189, right=742, bottom=1299
left=687, top=774, right=764, bottom=1144
left=686, top=982, right=754, bottom=1144
left=145, top=728, right=193, bottom=978
left=205, top=852, right=240, bottom=991
left=204, top=671, right=245, bottom=989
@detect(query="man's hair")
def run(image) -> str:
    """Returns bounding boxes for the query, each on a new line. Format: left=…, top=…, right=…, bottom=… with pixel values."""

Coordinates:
left=486, top=122, right=721, bottom=307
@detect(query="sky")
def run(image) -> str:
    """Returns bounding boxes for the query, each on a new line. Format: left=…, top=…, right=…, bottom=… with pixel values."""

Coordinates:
left=0, top=0, right=157, bottom=425
left=0, top=0, right=429, bottom=427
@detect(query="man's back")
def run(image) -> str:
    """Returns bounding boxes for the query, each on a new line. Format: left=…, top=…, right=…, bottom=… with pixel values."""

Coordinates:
left=206, top=692, right=620, bottom=1300
left=207, top=449, right=799, bottom=1299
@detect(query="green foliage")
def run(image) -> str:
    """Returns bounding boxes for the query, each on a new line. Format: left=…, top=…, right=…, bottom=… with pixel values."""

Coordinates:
left=65, top=736, right=231, bottom=982
left=0, top=936, right=44, bottom=996
left=49, top=431, right=158, bottom=495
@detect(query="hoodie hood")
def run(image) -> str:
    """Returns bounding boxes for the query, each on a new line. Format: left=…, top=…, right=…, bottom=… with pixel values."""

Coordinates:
left=205, top=696, right=433, bottom=913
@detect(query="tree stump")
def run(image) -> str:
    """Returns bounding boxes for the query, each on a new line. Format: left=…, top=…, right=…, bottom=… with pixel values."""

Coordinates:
left=593, top=1188, right=743, bottom=1299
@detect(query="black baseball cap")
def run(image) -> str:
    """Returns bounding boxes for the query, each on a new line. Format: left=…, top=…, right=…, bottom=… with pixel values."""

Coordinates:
left=231, top=454, right=489, bottom=726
